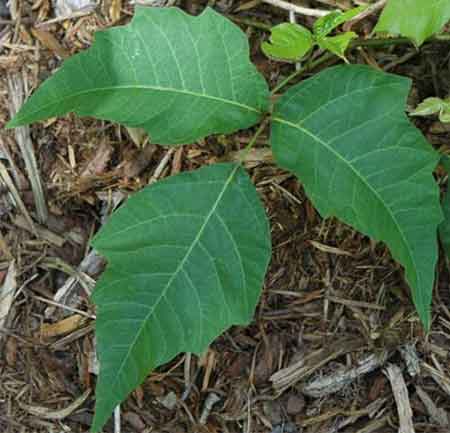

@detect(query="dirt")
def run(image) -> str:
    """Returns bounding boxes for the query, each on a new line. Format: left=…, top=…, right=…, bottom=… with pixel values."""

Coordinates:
left=1, top=1, right=450, bottom=433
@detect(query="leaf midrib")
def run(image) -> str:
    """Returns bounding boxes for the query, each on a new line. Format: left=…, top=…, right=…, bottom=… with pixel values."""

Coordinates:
left=272, top=115, right=418, bottom=289
left=109, top=164, right=239, bottom=397
left=13, top=85, right=262, bottom=125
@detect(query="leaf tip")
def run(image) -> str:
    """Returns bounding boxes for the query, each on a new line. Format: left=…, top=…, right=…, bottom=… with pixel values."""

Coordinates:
left=90, top=398, right=114, bottom=433
left=4, top=117, right=19, bottom=129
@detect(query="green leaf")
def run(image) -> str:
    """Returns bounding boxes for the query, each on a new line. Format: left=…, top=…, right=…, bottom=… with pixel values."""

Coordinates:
left=411, top=97, right=450, bottom=123
left=411, top=97, right=445, bottom=117
left=317, top=32, right=357, bottom=60
left=313, top=6, right=365, bottom=39
left=271, top=65, right=442, bottom=329
left=262, top=6, right=363, bottom=63
left=91, top=163, right=271, bottom=432
left=440, top=188, right=450, bottom=259
left=6, top=7, right=269, bottom=145
left=262, top=23, right=313, bottom=61
left=375, top=0, right=450, bottom=46
left=439, top=106, right=450, bottom=123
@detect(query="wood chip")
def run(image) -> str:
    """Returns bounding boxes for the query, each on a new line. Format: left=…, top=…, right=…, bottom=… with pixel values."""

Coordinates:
left=224, top=147, right=273, bottom=168
left=199, top=392, right=221, bottom=425
left=31, top=27, right=69, bottom=58
left=415, top=385, right=449, bottom=427
left=310, top=240, right=351, bottom=256
left=171, top=146, right=183, bottom=175
left=302, top=352, right=387, bottom=398
left=422, top=362, right=450, bottom=397
left=45, top=250, right=103, bottom=318
left=109, top=0, right=121, bottom=22
left=0, top=261, right=17, bottom=344
left=7, top=73, right=48, bottom=224
left=399, top=343, right=420, bottom=377
left=115, top=144, right=157, bottom=178
left=385, top=364, right=415, bottom=433
left=13, top=214, right=65, bottom=246
left=81, top=141, right=114, bottom=177
left=40, top=314, right=86, bottom=338
left=271, top=338, right=366, bottom=392
left=0, top=161, right=37, bottom=235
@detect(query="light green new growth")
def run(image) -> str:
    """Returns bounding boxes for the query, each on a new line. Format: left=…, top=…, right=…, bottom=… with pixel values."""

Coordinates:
left=411, top=97, right=450, bottom=123
left=312, top=6, right=364, bottom=39
left=375, top=0, right=450, bottom=46
left=262, top=6, right=363, bottom=62
left=261, top=22, right=314, bottom=61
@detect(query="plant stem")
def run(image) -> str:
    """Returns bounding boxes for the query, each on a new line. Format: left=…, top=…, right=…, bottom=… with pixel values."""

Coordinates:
left=271, top=52, right=335, bottom=95
left=270, top=33, right=450, bottom=95
left=239, top=118, right=270, bottom=164
left=227, top=15, right=272, bottom=31
left=351, top=37, right=414, bottom=47
left=434, top=34, right=450, bottom=41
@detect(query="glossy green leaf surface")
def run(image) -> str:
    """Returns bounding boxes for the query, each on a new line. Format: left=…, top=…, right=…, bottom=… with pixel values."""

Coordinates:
left=7, top=7, right=269, bottom=145
left=91, top=163, right=271, bottom=431
left=313, top=6, right=364, bottom=39
left=440, top=108, right=450, bottom=122
left=262, top=7, right=362, bottom=63
left=261, top=23, right=313, bottom=61
left=375, top=0, right=450, bottom=46
left=271, top=65, right=442, bottom=328
left=411, top=97, right=445, bottom=116
left=317, top=32, right=357, bottom=60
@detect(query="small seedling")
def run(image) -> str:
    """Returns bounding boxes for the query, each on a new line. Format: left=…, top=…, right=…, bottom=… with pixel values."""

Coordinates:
left=261, top=6, right=364, bottom=61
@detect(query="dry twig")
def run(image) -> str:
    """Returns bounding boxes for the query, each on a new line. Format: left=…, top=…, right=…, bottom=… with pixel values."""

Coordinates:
left=7, top=74, right=48, bottom=224
left=385, top=364, right=415, bottom=433
left=261, top=0, right=331, bottom=17
left=343, top=0, right=387, bottom=31
left=303, top=352, right=387, bottom=398
left=415, top=385, right=449, bottom=427
left=0, top=261, right=16, bottom=346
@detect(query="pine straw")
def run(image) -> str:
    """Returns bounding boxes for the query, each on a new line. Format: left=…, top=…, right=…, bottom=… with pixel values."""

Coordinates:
left=1, top=0, right=450, bottom=432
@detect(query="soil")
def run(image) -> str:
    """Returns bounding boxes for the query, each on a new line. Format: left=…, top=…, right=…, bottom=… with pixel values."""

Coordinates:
left=1, top=1, right=450, bottom=433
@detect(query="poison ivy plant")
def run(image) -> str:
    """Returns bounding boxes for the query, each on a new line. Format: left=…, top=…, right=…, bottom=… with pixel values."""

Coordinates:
left=6, top=7, right=269, bottom=144
left=411, top=96, right=450, bottom=123
left=5, top=6, right=446, bottom=433
left=262, top=6, right=363, bottom=61
left=375, top=0, right=450, bottom=46
left=91, top=163, right=271, bottom=430
left=271, top=65, right=442, bottom=328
